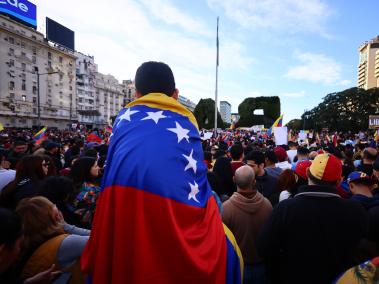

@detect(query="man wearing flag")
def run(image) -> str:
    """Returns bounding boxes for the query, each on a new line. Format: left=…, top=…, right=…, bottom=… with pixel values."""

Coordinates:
left=81, top=61, right=243, bottom=284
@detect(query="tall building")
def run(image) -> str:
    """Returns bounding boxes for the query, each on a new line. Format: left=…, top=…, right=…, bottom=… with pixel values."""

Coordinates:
left=76, top=53, right=135, bottom=128
left=220, top=101, right=231, bottom=124
left=358, top=36, right=379, bottom=90
left=0, top=14, right=76, bottom=128
left=178, top=95, right=196, bottom=112
left=122, top=79, right=136, bottom=106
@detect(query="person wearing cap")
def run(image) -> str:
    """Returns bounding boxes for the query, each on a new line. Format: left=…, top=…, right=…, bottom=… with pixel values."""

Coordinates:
left=258, top=153, right=369, bottom=284
left=278, top=160, right=311, bottom=202
left=274, top=146, right=292, bottom=170
left=348, top=171, right=379, bottom=209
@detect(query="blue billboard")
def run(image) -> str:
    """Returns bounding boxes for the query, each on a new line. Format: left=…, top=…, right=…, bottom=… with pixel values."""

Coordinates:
left=0, top=0, right=36, bottom=28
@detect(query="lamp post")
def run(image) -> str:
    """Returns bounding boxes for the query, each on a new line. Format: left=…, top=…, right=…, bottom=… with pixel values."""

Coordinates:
left=35, top=67, right=59, bottom=127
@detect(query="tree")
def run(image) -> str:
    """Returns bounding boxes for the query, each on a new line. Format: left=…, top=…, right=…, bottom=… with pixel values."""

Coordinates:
left=286, top=119, right=302, bottom=130
left=237, top=96, right=280, bottom=128
left=301, top=87, right=379, bottom=131
left=193, top=98, right=225, bottom=129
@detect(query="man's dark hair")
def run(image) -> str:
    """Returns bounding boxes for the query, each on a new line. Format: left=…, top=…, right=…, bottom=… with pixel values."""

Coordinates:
left=135, top=61, right=176, bottom=97
left=265, top=150, right=278, bottom=164
left=288, top=141, right=297, bottom=148
left=230, top=144, right=243, bottom=161
left=13, top=139, right=27, bottom=146
left=307, top=169, right=339, bottom=186
left=245, top=150, right=265, bottom=165
left=297, top=147, right=310, bottom=156
left=0, top=207, right=23, bottom=247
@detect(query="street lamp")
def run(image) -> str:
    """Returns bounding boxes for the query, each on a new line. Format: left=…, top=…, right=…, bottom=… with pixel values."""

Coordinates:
left=34, top=67, right=59, bottom=127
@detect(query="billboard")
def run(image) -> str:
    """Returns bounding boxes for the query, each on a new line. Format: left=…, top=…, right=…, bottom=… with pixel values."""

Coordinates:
left=0, top=0, right=37, bottom=28
left=46, top=17, right=75, bottom=51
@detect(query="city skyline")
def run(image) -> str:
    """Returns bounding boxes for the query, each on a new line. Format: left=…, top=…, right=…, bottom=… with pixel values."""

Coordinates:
left=34, top=0, right=379, bottom=124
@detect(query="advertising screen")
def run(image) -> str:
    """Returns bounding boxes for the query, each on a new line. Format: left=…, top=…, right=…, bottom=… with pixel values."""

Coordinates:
left=0, top=0, right=37, bottom=28
left=46, top=17, right=75, bottom=51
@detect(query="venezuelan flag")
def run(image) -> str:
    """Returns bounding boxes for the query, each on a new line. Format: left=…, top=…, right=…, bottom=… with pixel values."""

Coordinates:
left=81, top=93, right=243, bottom=284
left=267, top=114, right=283, bottom=136
left=33, top=126, right=47, bottom=145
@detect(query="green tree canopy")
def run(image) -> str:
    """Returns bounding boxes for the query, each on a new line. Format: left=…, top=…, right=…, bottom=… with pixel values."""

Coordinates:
left=193, top=98, right=225, bottom=129
left=301, top=87, right=379, bottom=131
left=237, top=96, right=280, bottom=128
left=286, top=119, right=303, bottom=130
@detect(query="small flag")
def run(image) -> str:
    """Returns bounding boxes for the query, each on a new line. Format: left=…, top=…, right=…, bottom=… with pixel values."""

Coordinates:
left=0, top=122, right=4, bottom=132
left=105, top=126, right=113, bottom=134
left=33, top=126, right=47, bottom=145
left=267, top=114, right=283, bottom=136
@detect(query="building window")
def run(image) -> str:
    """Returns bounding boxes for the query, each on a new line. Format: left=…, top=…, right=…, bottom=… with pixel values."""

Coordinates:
left=59, top=56, right=63, bottom=63
left=48, top=61, right=52, bottom=68
left=32, top=86, right=37, bottom=94
left=59, top=74, right=63, bottom=81
left=9, top=37, right=14, bottom=44
left=9, top=59, right=14, bottom=67
left=21, top=42, right=25, bottom=48
left=22, top=80, right=26, bottom=91
left=31, top=35, right=36, bottom=40
left=32, top=56, right=36, bottom=63
left=9, top=81, right=15, bottom=90
left=21, top=63, right=26, bottom=70
left=9, top=48, right=14, bottom=55
left=10, top=93, right=15, bottom=99
left=33, top=97, right=37, bottom=103
left=48, top=52, right=52, bottom=59
left=22, top=95, right=26, bottom=102
left=32, top=47, right=37, bottom=55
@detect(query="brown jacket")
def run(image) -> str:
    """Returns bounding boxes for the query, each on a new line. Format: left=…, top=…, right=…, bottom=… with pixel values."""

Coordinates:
left=222, top=191, right=272, bottom=265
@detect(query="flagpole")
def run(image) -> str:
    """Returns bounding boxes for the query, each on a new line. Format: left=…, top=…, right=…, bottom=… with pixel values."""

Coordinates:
left=214, top=17, right=219, bottom=138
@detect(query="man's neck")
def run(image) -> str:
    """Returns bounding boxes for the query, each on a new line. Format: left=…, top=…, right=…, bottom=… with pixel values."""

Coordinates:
left=257, top=169, right=265, bottom=177
left=237, top=189, right=256, bottom=198
left=265, top=164, right=275, bottom=169
left=354, top=188, right=373, bottom=198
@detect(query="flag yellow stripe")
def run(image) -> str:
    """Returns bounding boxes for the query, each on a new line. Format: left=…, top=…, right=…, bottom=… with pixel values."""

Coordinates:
left=223, top=224, right=244, bottom=278
left=34, top=126, right=47, bottom=137
left=127, top=93, right=198, bottom=129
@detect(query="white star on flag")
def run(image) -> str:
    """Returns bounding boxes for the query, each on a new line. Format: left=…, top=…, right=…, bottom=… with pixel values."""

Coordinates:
left=183, top=149, right=197, bottom=174
left=167, top=122, right=190, bottom=143
left=141, top=111, right=167, bottom=124
left=188, top=181, right=200, bottom=203
left=117, top=108, right=139, bottom=126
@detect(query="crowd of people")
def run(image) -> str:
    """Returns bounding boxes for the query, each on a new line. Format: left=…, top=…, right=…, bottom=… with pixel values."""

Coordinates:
left=1, top=61, right=379, bottom=283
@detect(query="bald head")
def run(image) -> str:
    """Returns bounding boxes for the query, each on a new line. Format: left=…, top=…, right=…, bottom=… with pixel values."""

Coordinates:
left=234, top=165, right=255, bottom=191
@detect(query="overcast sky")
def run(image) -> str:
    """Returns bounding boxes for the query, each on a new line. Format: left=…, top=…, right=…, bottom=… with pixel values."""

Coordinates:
left=32, top=0, right=379, bottom=123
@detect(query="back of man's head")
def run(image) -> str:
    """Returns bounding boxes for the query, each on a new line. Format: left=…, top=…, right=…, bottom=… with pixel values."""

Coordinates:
left=234, top=165, right=255, bottom=191
left=245, top=150, right=265, bottom=165
left=265, top=150, right=278, bottom=164
left=297, top=146, right=310, bottom=157
left=230, top=144, right=243, bottom=161
left=363, top=147, right=377, bottom=162
left=135, top=61, right=175, bottom=97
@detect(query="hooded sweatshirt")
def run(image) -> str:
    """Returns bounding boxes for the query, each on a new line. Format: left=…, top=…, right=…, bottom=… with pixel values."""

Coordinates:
left=222, top=191, right=273, bottom=265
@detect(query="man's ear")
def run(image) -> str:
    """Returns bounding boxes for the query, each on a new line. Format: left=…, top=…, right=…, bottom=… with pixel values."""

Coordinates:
left=135, top=91, right=142, bottom=98
left=172, top=88, right=179, bottom=100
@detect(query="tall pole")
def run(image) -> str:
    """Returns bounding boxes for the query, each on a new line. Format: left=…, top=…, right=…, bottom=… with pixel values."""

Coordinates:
left=214, top=17, right=219, bottom=137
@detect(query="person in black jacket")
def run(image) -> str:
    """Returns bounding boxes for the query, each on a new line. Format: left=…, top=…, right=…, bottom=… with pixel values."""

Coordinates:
left=258, top=153, right=369, bottom=284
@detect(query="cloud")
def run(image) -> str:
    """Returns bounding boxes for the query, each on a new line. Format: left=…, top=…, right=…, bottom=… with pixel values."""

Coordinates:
left=280, top=91, right=306, bottom=98
left=34, top=0, right=254, bottom=106
left=284, top=52, right=349, bottom=86
left=207, top=0, right=332, bottom=37
left=138, top=0, right=211, bottom=37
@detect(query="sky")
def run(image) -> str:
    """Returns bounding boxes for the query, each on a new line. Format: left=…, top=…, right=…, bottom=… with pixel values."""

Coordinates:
left=31, top=0, right=379, bottom=124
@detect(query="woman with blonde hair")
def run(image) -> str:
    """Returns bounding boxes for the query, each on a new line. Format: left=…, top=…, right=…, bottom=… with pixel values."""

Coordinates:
left=16, top=196, right=89, bottom=284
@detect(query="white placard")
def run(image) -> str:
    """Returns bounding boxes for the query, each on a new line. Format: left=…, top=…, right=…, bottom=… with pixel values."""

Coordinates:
left=274, top=127, right=288, bottom=145
left=299, top=131, right=307, bottom=140
left=201, top=132, right=213, bottom=140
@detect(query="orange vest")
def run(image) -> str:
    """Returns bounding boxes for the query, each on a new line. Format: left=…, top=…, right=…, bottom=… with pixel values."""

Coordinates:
left=22, top=234, right=86, bottom=284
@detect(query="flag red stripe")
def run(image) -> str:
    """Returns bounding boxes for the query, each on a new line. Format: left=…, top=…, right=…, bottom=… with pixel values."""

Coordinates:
left=81, top=185, right=227, bottom=284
